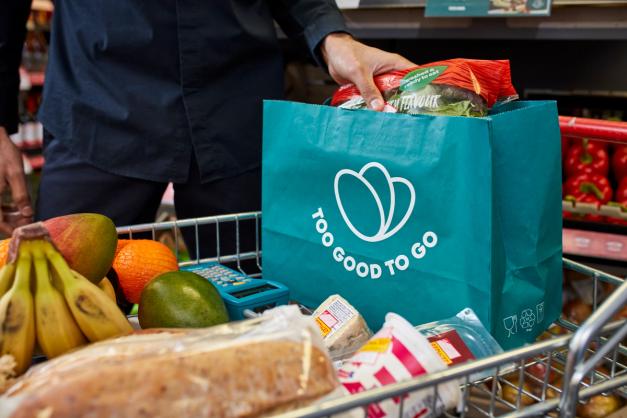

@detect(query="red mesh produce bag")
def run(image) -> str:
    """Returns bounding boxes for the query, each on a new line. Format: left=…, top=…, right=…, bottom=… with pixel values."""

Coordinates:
left=331, top=59, right=518, bottom=117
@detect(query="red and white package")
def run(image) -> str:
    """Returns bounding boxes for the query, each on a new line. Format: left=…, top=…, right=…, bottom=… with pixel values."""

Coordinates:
left=336, top=313, right=461, bottom=418
left=331, top=59, right=518, bottom=117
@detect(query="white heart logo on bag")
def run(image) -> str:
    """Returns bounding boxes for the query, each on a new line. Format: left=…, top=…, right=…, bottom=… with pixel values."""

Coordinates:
left=334, top=162, right=416, bottom=242
left=311, top=162, right=438, bottom=280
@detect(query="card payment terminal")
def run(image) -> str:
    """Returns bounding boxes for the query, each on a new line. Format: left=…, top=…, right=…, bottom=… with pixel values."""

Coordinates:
left=181, top=262, right=289, bottom=320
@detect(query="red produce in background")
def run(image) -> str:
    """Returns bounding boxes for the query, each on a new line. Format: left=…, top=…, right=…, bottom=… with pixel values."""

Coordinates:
left=563, top=173, right=613, bottom=222
left=616, top=177, right=627, bottom=202
left=561, top=136, right=570, bottom=163
left=562, top=136, right=570, bottom=161
left=607, top=177, right=627, bottom=226
left=611, top=145, right=627, bottom=182
left=565, top=139, right=609, bottom=177
left=588, top=139, right=608, bottom=151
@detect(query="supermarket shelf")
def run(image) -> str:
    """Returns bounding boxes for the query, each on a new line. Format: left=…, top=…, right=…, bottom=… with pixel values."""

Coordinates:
left=560, top=117, right=627, bottom=263
left=337, top=5, right=627, bottom=39
left=563, top=228, right=627, bottom=262
left=559, top=116, right=627, bottom=144
left=563, top=201, right=627, bottom=222
left=526, top=88, right=627, bottom=99
left=338, top=0, right=627, bottom=8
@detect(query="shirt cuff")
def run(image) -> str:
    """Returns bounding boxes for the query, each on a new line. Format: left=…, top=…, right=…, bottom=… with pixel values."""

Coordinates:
left=303, top=11, right=351, bottom=68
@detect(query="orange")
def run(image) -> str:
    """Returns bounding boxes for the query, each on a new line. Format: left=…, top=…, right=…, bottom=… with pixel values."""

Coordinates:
left=0, top=238, right=10, bottom=266
left=114, top=239, right=132, bottom=259
left=112, top=239, right=179, bottom=304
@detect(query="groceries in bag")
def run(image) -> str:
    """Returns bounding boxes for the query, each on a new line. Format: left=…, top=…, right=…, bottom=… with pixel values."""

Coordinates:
left=0, top=306, right=338, bottom=418
left=331, top=59, right=518, bottom=117
left=336, top=313, right=461, bottom=418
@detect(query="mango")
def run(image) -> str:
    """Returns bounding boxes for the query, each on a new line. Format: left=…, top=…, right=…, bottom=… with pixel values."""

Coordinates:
left=0, top=214, right=118, bottom=284
left=44, top=213, right=118, bottom=284
left=139, top=271, right=229, bottom=329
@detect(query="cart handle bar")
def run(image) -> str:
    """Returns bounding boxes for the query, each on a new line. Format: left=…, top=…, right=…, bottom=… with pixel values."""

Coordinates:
left=559, top=274, right=627, bottom=418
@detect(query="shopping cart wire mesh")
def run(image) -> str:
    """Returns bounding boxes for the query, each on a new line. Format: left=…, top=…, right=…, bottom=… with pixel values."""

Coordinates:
left=117, top=211, right=626, bottom=418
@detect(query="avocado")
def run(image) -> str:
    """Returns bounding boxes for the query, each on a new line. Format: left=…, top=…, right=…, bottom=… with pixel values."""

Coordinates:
left=139, top=271, right=229, bottom=328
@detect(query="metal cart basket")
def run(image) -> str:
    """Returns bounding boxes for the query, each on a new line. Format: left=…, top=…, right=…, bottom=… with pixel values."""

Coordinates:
left=117, top=211, right=626, bottom=418
left=116, top=116, right=627, bottom=418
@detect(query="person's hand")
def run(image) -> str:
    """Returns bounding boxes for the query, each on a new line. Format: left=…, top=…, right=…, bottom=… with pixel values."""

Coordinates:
left=0, top=127, right=33, bottom=235
left=320, top=33, right=415, bottom=111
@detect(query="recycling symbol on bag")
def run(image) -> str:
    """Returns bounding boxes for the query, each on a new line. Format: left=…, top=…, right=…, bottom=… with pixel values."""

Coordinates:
left=520, top=309, right=536, bottom=331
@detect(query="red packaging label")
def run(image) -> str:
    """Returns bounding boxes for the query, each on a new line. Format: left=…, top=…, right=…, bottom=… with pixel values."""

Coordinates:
left=427, top=330, right=475, bottom=366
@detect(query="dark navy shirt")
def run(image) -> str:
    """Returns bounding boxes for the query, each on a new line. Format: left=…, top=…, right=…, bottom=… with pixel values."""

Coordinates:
left=1, top=0, right=347, bottom=183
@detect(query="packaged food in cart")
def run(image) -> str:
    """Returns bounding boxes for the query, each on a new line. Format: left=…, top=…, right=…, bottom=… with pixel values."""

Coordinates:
left=415, top=308, right=507, bottom=380
left=336, top=313, right=461, bottom=418
left=0, top=306, right=339, bottom=418
left=313, top=294, right=373, bottom=361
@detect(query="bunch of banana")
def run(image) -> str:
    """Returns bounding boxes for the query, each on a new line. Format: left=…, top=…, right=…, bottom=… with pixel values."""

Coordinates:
left=0, top=224, right=132, bottom=374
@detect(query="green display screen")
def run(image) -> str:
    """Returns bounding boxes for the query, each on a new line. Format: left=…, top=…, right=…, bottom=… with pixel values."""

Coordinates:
left=231, top=284, right=277, bottom=299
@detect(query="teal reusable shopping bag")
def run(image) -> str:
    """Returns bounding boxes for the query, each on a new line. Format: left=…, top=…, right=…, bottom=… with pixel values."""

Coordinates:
left=262, top=100, right=562, bottom=349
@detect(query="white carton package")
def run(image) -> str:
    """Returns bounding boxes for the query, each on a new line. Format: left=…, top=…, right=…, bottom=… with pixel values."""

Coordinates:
left=335, top=313, right=461, bottom=418
left=312, top=295, right=372, bottom=360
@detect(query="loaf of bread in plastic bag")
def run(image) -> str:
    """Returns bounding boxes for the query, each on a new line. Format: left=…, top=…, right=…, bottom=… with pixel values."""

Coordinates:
left=0, top=306, right=338, bottom=418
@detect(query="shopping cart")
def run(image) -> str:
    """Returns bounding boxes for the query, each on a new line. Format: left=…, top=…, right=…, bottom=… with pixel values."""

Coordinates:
left=117, top=211, right=625, bottom=418
left=116, top=117, right=627, bottom=418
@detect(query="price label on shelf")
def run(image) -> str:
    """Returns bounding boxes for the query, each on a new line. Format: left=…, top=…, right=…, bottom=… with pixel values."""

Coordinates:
left=563, top=229, right=627, bottom=262
left=605, top=241, right=624, bottom=253
left=574, top=236, right=591, bottom=249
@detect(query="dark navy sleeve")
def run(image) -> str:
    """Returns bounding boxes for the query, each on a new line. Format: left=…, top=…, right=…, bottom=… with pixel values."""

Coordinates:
left=0, top=0, right=32, bottom=134
left=267, top=0, right=349, bottom=66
